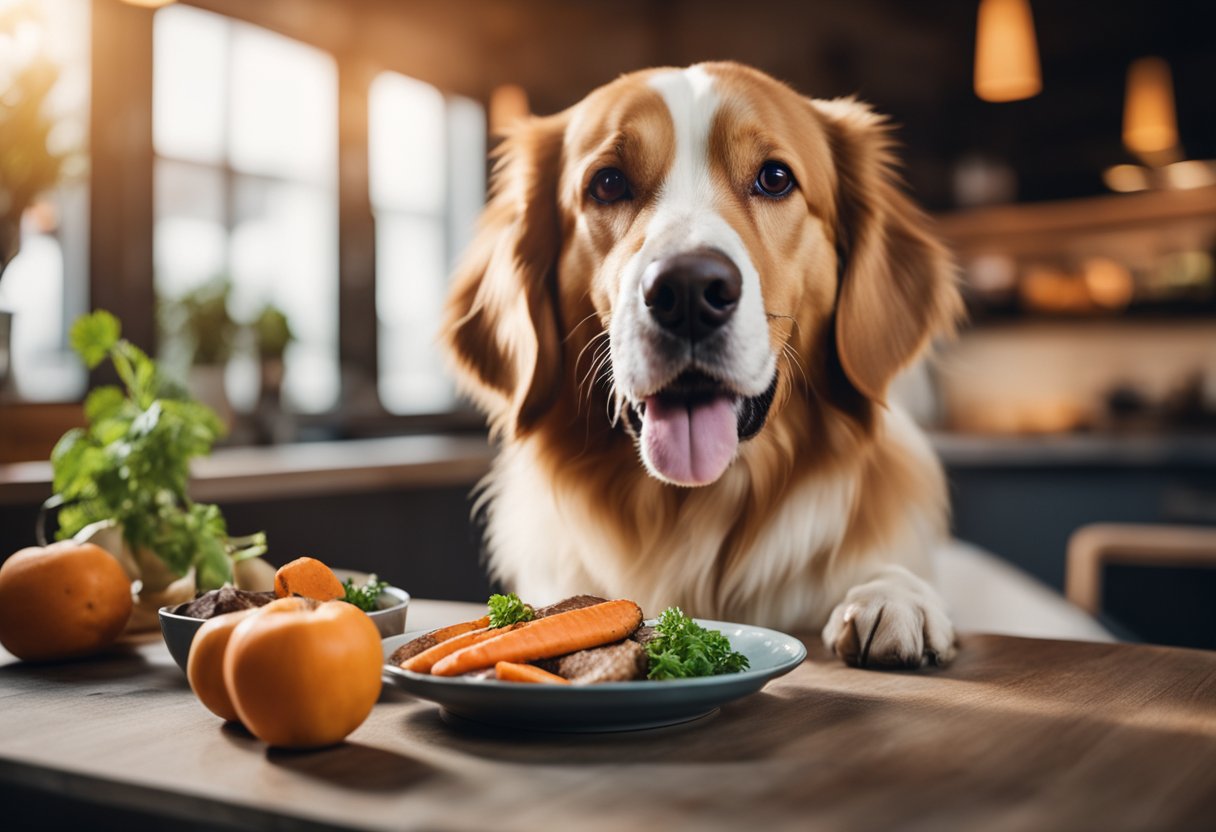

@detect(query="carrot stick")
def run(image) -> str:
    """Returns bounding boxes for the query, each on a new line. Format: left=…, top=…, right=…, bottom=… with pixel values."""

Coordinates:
left=273, top=557, right=344, bottom=601
left=390, top=616, right=491, bottom=664
left=431, top=599, right=642, bottom=677
left=399, top=622, right=523, bottom=673
left=495, top=662, right=570, bottom=685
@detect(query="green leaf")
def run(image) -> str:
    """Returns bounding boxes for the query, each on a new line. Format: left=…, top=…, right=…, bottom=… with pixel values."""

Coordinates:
left=195, top=534, right=232, bottom=591
left=644, top=607, right=749, bottom=680
left=229, top=532, right=268, bottom=563
left=50, top=311, right=269, bottom=590
left=84, top=386, right=125, bottom=422
left=69, top=310, right=120, bottom=369
left=341, top=575, right=390, bottom=612
left=487, top=593, right=534, bottom=628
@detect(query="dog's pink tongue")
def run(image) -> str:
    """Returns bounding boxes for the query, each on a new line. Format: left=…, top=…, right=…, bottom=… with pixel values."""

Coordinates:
left=642, top=395, right=738, bottom=486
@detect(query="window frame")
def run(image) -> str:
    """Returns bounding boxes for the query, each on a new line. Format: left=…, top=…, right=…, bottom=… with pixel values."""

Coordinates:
left=88, top=1, right=489, bottom=438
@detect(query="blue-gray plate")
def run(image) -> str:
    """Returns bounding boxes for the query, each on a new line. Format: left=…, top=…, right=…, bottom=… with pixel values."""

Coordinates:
left=381, top=619, right=807, bottom=732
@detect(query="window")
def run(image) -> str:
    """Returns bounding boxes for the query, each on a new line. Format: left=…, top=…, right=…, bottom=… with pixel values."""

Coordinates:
left=152, top=5, right=339, bottom=413
left=0, top=0, right=90, bottom=402
left=370, top=72, right=485, bottom=414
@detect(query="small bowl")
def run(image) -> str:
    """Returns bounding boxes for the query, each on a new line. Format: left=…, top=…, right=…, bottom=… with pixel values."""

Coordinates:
left=158, top=577, right=410, bottom=673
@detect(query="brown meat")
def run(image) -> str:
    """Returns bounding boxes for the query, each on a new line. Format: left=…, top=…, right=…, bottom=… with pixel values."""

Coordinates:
left=533, top=594, right=607, bottom=618
left=390, top=633, right=444, bottom=665
left=171, top=587, right=274, bottom=619
left=536, top=639, right=649, bottom=684
left=631, top=625, right=657, bottom=646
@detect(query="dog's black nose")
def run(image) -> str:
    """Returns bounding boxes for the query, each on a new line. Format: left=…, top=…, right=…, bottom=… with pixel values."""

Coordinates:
left=641, top=249, right=742, bottom=341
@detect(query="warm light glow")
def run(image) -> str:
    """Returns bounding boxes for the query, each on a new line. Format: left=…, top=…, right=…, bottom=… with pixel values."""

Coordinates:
left=1162, top=159, right=1216, bottom=190
left=974, top=0, right=1041, bottom=102
left=1123, top=57, right=1178, bottom=162
left=489, top=84, right=529, bottom=135
left=119, top=0, right=176, bottom=8
left=1102, top=163, right=1150, bottom=193
left=1082, top=258, right=1134, bottom=309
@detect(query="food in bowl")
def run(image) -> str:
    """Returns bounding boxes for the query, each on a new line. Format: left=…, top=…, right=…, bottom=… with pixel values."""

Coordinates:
left=390, top=593, right=748, bottom=684
left=159, top=560, right=408, bottom=672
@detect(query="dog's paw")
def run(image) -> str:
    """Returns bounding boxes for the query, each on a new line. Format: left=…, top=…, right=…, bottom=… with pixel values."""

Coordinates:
left=822, top=569, right=956, bottom=669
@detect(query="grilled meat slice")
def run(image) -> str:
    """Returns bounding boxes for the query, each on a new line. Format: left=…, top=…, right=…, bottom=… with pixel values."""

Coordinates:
left=535, top=639, right=648, bottom=683
left=533, top=594, right=608, bottom=618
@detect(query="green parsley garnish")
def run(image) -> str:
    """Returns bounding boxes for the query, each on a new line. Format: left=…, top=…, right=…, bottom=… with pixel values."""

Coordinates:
left=49, top=310, right=267, bottom=591
left=487, top=593, right=534, bottom=628
left=342, top=575, right=390, bottom=612
left=645, top=606, right=750, bottom=680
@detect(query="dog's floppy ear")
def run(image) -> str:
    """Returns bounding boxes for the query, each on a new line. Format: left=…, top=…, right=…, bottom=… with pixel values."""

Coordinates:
left=443, top=113, right=567, bottom=438
left=811, top=98, right=961, bottom=403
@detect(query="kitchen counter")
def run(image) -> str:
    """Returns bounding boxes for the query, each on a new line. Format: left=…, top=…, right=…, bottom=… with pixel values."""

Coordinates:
left=4, top=431, right=1215, bottom=508
left=2, top=600, right=1215, bottom=831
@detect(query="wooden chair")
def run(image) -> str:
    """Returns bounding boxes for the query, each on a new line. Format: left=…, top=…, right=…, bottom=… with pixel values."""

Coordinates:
left=1066, top=523, right=1216, bottom=616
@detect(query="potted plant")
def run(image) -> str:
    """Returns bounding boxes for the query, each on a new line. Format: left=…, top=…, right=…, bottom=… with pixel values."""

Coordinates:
left=45, top=311, right=270, bottom=630
left=253, top=303, right=293, bottom=392
left=249, top=304, right=295, bottom=444
left=160, top=278, right=238, bottom=424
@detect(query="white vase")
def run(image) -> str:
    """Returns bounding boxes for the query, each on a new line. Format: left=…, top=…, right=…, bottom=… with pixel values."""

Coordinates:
left=188, top=364, right=234, bottom=429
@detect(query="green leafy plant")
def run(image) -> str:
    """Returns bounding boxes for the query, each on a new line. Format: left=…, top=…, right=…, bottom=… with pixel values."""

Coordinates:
left=487, top=593, right=534, bottom=628
left=253, top=304, right=294, bottom=360
left=645, top=607, right=750, bottom=680
left=160, top=279, right=237, bottom=366
left=50, top=310, right=266, bottom=590
left=341, top=575, right=390, bottom=612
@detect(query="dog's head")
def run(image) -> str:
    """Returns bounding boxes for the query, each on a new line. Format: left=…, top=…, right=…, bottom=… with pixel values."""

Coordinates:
left=445, top=62, right=958, bottom=487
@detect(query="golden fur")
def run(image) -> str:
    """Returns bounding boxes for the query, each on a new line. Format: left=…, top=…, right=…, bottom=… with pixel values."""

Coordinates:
left=442, top=62, right=962, bottom=666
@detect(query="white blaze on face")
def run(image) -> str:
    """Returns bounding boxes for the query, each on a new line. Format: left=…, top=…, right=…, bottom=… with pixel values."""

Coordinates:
left=609, top=65, right=776, bottom=487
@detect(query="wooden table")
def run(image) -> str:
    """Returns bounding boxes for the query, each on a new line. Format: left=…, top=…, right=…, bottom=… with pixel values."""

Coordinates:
left=2, top=600, right=1214, bottom=831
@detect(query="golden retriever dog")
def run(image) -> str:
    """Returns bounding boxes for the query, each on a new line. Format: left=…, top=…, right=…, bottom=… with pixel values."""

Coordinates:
left=443, top=62, right=961, bottom=668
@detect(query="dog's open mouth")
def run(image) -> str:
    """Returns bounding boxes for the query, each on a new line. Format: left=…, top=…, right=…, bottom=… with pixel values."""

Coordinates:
left=624, top=370, right=778, bottom=487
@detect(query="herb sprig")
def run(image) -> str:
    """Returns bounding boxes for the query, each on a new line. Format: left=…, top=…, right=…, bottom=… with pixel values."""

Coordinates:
left=487, top=593, right=534, bottom=628
left=645, top=607, right=750, bottom=680
left=342, top=575, right=390, bottom=612
left=50, top=310, right=266, bottom=590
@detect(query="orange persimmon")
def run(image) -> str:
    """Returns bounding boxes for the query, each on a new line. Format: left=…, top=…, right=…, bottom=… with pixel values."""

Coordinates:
left=273, top=556, right=345, bottom=601
left=0, top=542, right=132, bottom=661
left=223, top=597, right=382, bottom=748
left=186, top=607, right=260, bottom=722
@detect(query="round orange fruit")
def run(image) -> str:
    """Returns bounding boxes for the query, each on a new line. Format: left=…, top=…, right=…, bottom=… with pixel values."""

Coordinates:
left=0, top=542, right=133, bottom=661
left=186, top=607, right=260, bottom=722
left=224, top=597, right=382, bottom=748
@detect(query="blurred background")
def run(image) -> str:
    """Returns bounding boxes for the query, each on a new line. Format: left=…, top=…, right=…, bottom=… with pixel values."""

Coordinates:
left=0, top=0, right=1213, bottom=646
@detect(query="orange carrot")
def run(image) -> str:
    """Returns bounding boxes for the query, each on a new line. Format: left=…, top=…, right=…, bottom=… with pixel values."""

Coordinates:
left=495, top=661, right=570, bottom=685
left=273, top=557, right=344, bottom=601
left=399, top=623, right=524, bottom=673
left=390, top=616, right=491, bottom=664
left=431, top=599, right=642, bottom=677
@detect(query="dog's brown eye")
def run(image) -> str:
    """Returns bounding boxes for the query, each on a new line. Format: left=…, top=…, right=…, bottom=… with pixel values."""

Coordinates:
left=755, top=161, right=795, bottom=198
left=589, top=168, right=630, bottom=204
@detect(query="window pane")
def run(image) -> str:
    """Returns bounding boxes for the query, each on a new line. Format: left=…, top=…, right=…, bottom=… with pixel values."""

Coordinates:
left=153, top=159, right=226, bottom=299
left=228, top=23, right=336, bottom=184
left=447, top=95, right=487, bottom=266
left=3, top=228, right=83, bottom=401
left=230, top=177, right=339, bottom=413
left=376, top=214, right=454, bottom=414
left=153, top=4, right=227, bottom=164
left=369, top=72, right=446, bottom=213
left=0, top=0, right=91, bottom=403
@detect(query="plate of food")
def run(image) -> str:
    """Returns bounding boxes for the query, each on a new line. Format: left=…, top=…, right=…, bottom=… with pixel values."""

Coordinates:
left=382, top=594, right=806, bottom=732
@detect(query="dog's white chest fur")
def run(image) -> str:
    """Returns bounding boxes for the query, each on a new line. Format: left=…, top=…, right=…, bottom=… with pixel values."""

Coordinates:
left=479, top=406, right=941, bottom=633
